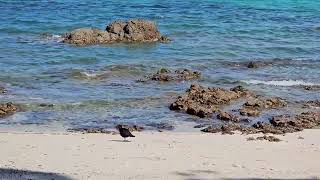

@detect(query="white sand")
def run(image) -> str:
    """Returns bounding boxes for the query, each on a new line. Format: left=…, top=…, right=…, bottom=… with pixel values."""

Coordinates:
left=0, top=130, right=320, bottom=180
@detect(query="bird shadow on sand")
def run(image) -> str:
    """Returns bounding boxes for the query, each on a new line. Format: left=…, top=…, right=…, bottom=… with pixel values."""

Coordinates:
left=0, top=168, right=73, bottom=180
left=109, top=140, right=132, bottom=142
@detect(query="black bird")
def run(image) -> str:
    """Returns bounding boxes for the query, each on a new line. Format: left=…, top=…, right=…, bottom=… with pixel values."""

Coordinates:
left=116, top=125, right=135, bottom=142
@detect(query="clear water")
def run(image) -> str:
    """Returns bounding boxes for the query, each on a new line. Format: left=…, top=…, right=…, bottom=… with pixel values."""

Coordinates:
left=0, top=0, right=319, bottom=131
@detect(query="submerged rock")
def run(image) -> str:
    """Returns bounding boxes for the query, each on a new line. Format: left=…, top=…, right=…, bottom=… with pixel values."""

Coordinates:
left=138, top=68, right=201, bottom=82
left=0, top=102, right=18, bottom=118
left=247, top=61, right=259, bottom=68
left=0, top=87, right=7, bottom=94
left=239, top=97, right=286, bottom=117
left=63, top=19, right=170, bottom=45
left=170, top=84, right=247, bottom=118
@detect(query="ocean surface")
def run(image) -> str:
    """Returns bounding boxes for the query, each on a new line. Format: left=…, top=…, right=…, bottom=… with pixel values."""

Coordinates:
left=0, top=0, right=319, bottom=131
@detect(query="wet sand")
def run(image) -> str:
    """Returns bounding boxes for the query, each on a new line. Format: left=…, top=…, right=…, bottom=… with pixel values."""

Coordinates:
left=0, top=130, right=319, bottom=180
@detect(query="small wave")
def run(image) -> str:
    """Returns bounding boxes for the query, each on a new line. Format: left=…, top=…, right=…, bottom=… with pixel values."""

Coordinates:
left=71, top=70, right=102, bottom=79
left=40, top=33, right=64, bottom=42
left=242, top=80, right=318, bottom=86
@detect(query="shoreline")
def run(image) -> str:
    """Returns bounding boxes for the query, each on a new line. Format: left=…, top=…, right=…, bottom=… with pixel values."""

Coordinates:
left=0, top=130, right=319, bottom=179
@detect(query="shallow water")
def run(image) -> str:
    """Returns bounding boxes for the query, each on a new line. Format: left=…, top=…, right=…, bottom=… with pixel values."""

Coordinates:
left=0, top=0, right=319, bottom=131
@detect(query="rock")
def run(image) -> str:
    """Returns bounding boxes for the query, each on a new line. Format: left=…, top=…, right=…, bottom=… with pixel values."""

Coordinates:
left=303, top=100, right=320, bottom=108
left=146, top=122, right=174, bottom=130
left=217, top=112, right=241, bottom=122
left=202, top=111, right=320, bottom=135
left=0, top=102, right=18, bottom=118
left=139, top=68, right=201, bottom=82
left=247, top=61, right=259, bottom=68
left=301, top=85, right=320, bottom=91
left=0, top=87, right=7, bottom=94
left=67, top=127, right=112, bottom=134
left=239, top=97, right=286, bottom=117
left=170, top=84, right=246, bottom=118
left=63, top=19, right=170, bottom=45
left=63, top=28, right=111, bottom=45
left=256, top=135, right=281, bottom=142
left=239, top=108, right=261, bottom=117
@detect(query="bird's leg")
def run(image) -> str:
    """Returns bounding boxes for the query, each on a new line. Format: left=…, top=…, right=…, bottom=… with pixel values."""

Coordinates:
left=123, top=137, right=126, bottom=142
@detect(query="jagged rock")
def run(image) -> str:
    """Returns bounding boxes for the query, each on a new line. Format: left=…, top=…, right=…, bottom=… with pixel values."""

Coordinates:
left=139, top=68, right=201, bottom=82
left=303, top=100, right=320, bottom=108
left=202, top=112, right=320, bottom=135
left=170, top=84, right=246, bottom=118
left=217, top=112, right=241, bottom=122
left=0, top=102, right=18, bottom=118
left=239, top=97, right=286, bottom=117
left=247, top=61, right=259, bottom=68
left=63, top=19, right=170, bottom=45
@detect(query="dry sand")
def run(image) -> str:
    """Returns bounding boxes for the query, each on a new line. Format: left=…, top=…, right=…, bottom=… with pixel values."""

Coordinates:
left=0, top=130, right=320, bottom=180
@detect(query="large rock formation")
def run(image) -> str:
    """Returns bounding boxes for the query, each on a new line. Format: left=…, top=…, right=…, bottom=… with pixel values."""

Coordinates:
left=169, top=84, right=248, bottom=118
left=63, top=19, right=170, bottom=45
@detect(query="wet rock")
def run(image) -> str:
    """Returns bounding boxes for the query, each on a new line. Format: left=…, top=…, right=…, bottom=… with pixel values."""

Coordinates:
left=193, top=124, right=208, bottom=128
left=63, top=19, right=169, bottom=45
left=139, top=68, right=201, bottom=82
left=247, top=61, right=259, bottom=68
left=239, top=97, right=286, bottom=117
left=301, top=85, right=320, bottom=91
left=170, top=84, right=246, bottom=118
left=202, top=111, right=320, bottom=135
left=146, top=122, right=174, bottom=130
left=217, top=112, right=241, bottom=122
left=67, top=127, right=112, bottom=134
left=303, top=100, right=320, bottom=108
left=239, top=108, right=261, bottom=117
left=0, top=102, right=18, bottom=118
left=256, top=135, right=281, bottom=142
left=0, top=87, right=7, bottom=94
left=201, top=124, right=243, bottom=135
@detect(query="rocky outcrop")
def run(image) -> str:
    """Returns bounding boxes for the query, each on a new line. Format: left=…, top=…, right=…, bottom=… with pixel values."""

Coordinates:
left=202, top=111, right=320, bottom=135
left=239, top=97, right=286, bottom=117
left=138, top=68, right=201, bottom=82
left=0, top=102, right=18, bottom=118
left=63, top=19, right=170, bottom=45
left=170, top=84, right=248, bottom=118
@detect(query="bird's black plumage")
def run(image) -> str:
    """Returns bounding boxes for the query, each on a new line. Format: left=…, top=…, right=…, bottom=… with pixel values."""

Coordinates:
left=116, top=125, right=135, bottom=141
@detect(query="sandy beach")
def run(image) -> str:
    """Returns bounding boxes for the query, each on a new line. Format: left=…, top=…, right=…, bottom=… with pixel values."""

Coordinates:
left=0, top=130, right=319, bottom=180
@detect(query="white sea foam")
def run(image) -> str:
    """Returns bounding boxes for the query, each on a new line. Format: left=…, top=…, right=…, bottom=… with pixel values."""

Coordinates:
left=242, top=80, right=318, bottom=86
left=80, top=71, right=99, bottom=78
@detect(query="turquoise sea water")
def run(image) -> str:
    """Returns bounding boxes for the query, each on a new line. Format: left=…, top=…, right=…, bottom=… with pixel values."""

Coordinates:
left=0, top=1, right=319, bottom=131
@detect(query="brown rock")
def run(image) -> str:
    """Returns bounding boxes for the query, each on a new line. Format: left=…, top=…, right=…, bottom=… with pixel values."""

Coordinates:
left=170, top=84, right=245, bottom=118
left=0, top=102, right=18, bottom=118
left=140, top=68, right=201, bottom=82
left=247, top=61, right=259, bottom=68
left=63, top=19, right=170, bottom=45
left=0, top=86, right=7, bottom=94
left=217, top=112, right=241, bottom=122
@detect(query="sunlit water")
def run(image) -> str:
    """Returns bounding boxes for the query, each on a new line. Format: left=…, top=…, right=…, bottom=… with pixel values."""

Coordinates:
left=0, top=0, right=319, bottom=131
